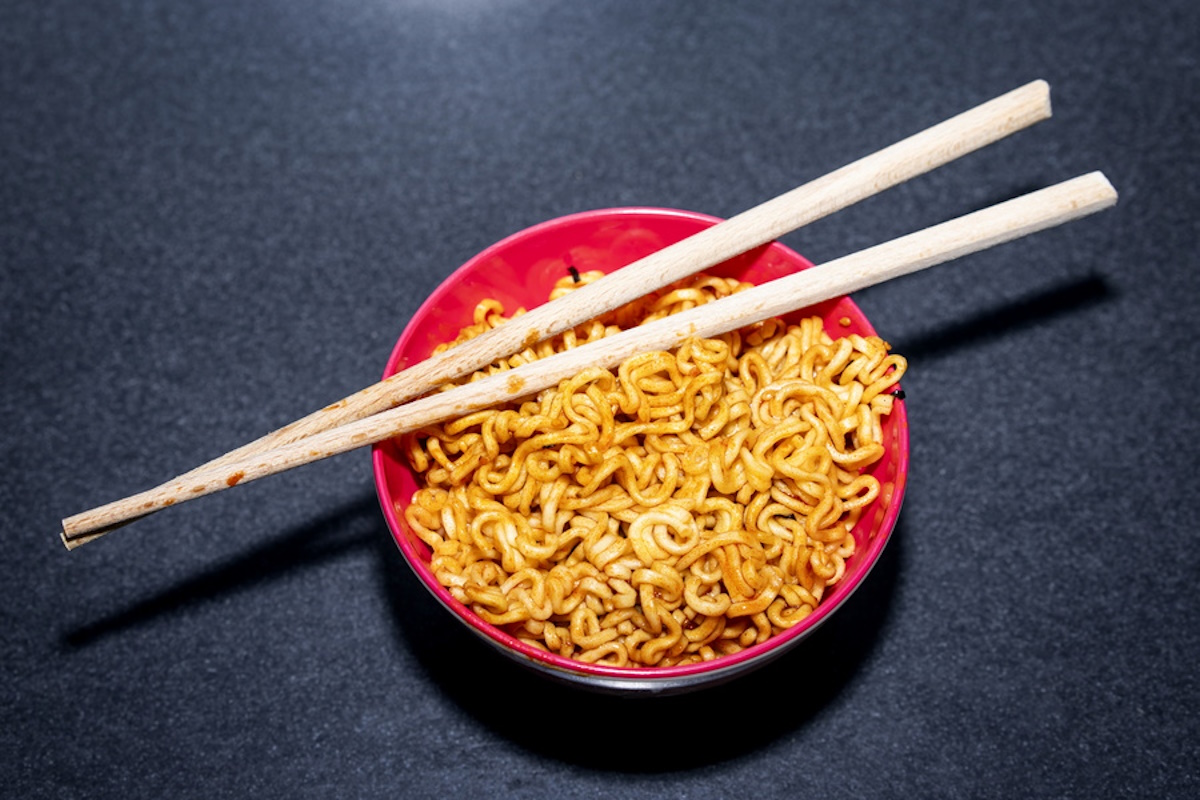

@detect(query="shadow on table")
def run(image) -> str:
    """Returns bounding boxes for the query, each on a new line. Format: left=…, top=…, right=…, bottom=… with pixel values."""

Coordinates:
left=58, top=271, right=1115, bottom=768
left=892, top=273, right=1112, bottom=362
left=375, top=516, right=905, bottom=772
left=61, top=495, right=382, bottom=648
left=372, top=272, right=1117, bottom=770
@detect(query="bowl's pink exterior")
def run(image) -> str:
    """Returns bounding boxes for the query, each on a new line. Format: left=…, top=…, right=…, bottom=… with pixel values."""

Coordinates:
left=372, top=208, right=908, bottom=693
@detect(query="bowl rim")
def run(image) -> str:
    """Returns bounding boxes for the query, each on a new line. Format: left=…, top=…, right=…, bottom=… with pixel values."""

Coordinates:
left=372, top=206, right=909, bottom=682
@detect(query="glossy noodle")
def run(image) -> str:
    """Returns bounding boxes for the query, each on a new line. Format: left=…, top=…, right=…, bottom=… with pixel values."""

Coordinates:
left=399, top=270, right=905, bottom=667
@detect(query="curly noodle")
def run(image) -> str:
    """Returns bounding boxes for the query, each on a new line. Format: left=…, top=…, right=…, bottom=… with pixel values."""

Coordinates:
left=398, top=270, right=905, bottom=667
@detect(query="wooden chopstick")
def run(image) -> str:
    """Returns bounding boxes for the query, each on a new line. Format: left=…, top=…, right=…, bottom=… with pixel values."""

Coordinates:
left=176, top=84, right=1055, bottom=476
left=60, top=81, right=1052, bottom=549
left=61, top=172, right=1117, bottom=548
left=58, top=81, right=1057, bottom=547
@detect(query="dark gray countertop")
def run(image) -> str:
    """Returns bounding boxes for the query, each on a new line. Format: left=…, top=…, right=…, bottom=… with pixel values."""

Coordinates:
left=5, top=1, right=1197, bottom=797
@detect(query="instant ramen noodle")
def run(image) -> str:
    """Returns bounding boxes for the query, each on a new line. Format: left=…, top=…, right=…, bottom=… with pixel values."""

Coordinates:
left=400, top=270, right=905, bottom=667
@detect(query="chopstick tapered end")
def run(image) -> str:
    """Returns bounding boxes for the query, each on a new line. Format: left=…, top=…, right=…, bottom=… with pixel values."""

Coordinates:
left=61, top=525, right=109, bottom=551
left=61, top=513, right=145, bottom=550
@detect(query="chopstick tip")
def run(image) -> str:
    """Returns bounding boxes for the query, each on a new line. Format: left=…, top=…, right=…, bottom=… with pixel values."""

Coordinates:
left=60, top=512, right=139, bottom=551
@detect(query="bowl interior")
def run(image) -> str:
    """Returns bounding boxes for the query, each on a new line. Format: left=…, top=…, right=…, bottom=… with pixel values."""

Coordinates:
left=372, top=207, right=908, bottom=687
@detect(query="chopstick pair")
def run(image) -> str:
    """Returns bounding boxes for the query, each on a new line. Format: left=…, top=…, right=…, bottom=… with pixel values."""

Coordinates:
left=60, top=80, right=1117, bottom=549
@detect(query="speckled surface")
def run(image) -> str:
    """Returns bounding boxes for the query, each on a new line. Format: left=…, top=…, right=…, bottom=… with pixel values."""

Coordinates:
left=4, top=1, right=1198, bottom=797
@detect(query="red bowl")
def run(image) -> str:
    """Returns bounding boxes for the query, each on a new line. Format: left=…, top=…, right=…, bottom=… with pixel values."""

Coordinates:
left=372, top=207, right=909, bottom=694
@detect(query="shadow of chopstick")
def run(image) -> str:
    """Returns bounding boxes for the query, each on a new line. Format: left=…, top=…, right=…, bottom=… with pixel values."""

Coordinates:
left=61, top=494, right=383, bottom=648
left=893, top=273, right=1112, bottom=362
left=55, top=269, right=1113, bottom=765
